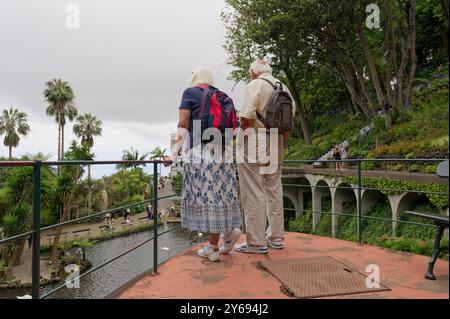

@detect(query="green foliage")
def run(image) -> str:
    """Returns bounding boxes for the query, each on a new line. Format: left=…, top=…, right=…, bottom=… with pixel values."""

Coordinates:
left=40, top=209, right=55, bottom=226
left=314, top=213, right=332, bottom=237
left=0, top=259, right=7, bottom=272
left=171, top=173, right=183, bottom=196
left=288, top=210, right=312, bottom=233
left=1, top=205, right=32, bottom=262
left=73, top=113, right=102, bottom=149
left=336, top=202, right=358, bottom=241
left=397, top=203, right=439, bottom=240
left=343, top=176, right=449, bottom=208
left=117, top=147, right=149, bottom=170
left=0, top=108, right=30, bottom=159
left=429, top=135, right=449, bottom=148
left=102, top=168, right=149, bottom=210
left=408, top=164, right=420, bottom=172
left=362, top=203, right=393, bottom=240
left=361, top=162, right=377, bottom=170
left=425, top=164, right=437, bottom=174
left=128, top=194, right=145, bottom=215
left=373, top=237, right=449, bottom=258
left=288, top=198, right=446, bottom=258
left=416, top=0, right=449, bottom=66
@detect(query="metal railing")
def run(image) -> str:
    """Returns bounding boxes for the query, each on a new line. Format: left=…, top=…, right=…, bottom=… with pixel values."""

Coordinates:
left=0, top=158, right=448, bottom=299
left=281, top=158, right=449, bottom=244
left=0, top=160, right=178, bottom=299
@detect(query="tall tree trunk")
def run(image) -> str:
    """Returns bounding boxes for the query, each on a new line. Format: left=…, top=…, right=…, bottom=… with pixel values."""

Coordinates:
left=283, top=68, right=312, bottom=144
left=357, top=27, right=386, bottom=109
left=87, top=165, right=92, bottom=214
left=335, top=63, right=371, bottom=117
left=6, top=255, right=15, bottom=280
left=51, top=170, right=79, bottom=264
left=356, top=23, right=391, bottom=128
left=440, top=0, right=449, bottom=26
left=61, top=124, right=65, bottom=160
left=13, top=238, right=26, bottom=266
left=404, top=0, right=417, bottom=108
left=385, top=0, right=397, bottom=108
left=440, top=0, right=449, bottom=51
left=57, top=123, right=61, bottom=162
left=396, top=36, right=408, bottom=111
left=348, top=56, right=375, bottom=117
left=8, top=146, right=12, bottom=160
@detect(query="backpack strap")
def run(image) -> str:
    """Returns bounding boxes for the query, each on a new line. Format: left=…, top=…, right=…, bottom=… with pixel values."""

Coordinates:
left=257, top=77, right=276, bottom=89
left=257, top=77, right=284, bottom=90
left=197, top=85, right=211, bottom=113
left=255, top=78, right=282, bottom=126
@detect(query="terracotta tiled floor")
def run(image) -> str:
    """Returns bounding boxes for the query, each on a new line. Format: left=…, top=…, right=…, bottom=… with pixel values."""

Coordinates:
left=118, top=232, right=449, bottom=299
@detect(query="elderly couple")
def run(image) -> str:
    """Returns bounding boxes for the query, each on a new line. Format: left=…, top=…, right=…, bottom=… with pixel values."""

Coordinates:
left=165, top=60, right=295, bottom=262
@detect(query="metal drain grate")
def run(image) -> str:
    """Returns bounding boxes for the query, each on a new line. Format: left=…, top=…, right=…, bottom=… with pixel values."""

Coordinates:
left=258, top=256, right=390, bottom=298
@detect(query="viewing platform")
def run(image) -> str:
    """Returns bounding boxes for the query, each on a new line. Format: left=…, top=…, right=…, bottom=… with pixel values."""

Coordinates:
left=116, top=232, right=449, bottom=299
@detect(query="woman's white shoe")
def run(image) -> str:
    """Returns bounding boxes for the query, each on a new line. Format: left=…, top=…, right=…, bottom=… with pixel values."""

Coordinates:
left=197, top=245, right=220, bottom=262
left=219, top=229, right=242, bottom=254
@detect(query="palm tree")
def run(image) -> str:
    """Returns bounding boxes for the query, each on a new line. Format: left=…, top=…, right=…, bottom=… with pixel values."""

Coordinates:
left=44, top=79, right=77, bottom=161
left=51, top=141, right=93, bottom=264
left=150, top=147, right=167, bottom=179
left=117, top=147, right=149, bottom=170
left=73, top=113, right=103, bottom=213
left=0, top=108, right=31, bottom=160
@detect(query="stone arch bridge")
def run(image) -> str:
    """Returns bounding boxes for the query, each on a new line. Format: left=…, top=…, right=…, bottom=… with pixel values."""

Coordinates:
left=281, top=166, right=449, bottom=238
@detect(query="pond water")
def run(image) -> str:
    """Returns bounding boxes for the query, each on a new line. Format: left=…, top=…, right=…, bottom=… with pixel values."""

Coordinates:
left=0, top=223, right=204, bottom=299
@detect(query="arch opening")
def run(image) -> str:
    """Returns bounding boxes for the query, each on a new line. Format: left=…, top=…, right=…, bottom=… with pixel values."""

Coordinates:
left=313, top=180, right=332, bottom=236
left=361, top=190, right=392, bottom=241
left=396, top=193, right=439, bottom=240
left=334, top=183, right=357, bottom=240
left=283, top=196, right=297, bottom=231
left=283, top=177, right=312, bottom=233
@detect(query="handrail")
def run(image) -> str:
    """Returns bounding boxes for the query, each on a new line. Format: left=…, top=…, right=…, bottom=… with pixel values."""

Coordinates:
left=0, top=195, right=177, bottom=246
left=40, top=225, right=181, bottom=299
left=0, top=157, right=447, bottom=299
left=282, top=184, right=449, bottom=196
left=283, top=158, right=447, bottom=163
left=283, top=208, right=437, bottom=228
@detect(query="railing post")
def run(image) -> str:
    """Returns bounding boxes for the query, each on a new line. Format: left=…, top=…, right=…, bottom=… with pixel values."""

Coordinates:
left=152, top=162, right=158, bottom=274
left=32, top=160, right=42, bottom=299
left=357, top=159, right=362, bottom=243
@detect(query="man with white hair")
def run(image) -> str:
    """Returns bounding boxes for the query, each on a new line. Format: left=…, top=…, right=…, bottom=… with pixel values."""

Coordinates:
left=235, top=60, right=295, bottom=254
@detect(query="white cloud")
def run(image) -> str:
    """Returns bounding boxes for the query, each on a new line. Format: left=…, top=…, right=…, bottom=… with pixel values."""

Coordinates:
left=0, top=0, right=247, bottom=176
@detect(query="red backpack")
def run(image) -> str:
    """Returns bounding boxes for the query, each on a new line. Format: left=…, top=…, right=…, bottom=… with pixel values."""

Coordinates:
left=197, top=85, right=237, bottom=134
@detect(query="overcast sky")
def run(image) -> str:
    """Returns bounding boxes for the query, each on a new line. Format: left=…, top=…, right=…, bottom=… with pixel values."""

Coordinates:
left=0, top=0, right=246, bottom=177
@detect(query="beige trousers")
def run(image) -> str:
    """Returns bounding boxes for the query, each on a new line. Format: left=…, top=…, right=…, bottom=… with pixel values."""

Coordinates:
left=238, top=133, right=284, bottom=246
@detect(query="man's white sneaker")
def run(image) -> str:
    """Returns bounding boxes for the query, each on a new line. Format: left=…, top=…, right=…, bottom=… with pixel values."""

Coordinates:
left=234, top=243, right=268, bottom=254
left=219, top=229, right=242, bottom=254
left=197, top=245, right=220, bottom=262
left=267, top=239, right=284, bottom=249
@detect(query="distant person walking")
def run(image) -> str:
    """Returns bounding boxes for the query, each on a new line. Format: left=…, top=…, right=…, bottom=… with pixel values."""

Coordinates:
left=27, top=234, right=33, bottom=250
left=333, top=145, right=341, bottom=171
left=146, top=204, right=153, bottom=220
left=340, top=144, right=349, bottom=170
left=123, top=208, right=133, bottom=225
left=104, top=213, right=115, bottom=232
left=164, top=66, right=242, bottom=262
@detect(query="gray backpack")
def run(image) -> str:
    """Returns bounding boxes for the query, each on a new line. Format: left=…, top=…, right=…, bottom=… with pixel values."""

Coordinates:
left=256, top=78, right=294, bottom=133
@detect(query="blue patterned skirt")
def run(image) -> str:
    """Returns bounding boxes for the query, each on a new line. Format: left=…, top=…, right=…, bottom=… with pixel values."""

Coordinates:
left=180, top=144, right=242, bottom=233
